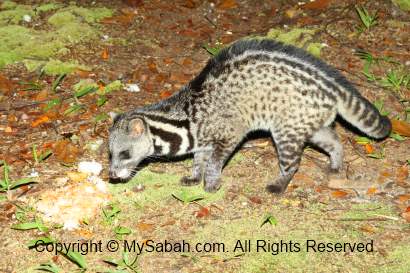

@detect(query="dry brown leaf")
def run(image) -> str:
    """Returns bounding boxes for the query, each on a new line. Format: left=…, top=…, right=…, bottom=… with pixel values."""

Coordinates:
left=182, top=0, right=199, bottom=8
left=101, top=11, right=136, bottom=25
left=401, top=211, right=410, bottom=222
left=53, top=139, right=80, bottom=164
left=396, top=165, right=409, bottom=183
left=136, top=222, right=155, bottom=232
left=217, top=0, right=238, bottom=9
left=67, top=172, right=88, bottom=183
left=367, top=187, right=377, bottom=195
left=391, top=119, right=410, bottom=137
left=0, top=74, right=13, bottom=95
left=331, top=190, right=349, bottom=198
left=101, top=48, right=109, bottom=60
left=122, top=0, right=144, bottom=7
left=160, top=90, right=172, bottom=99
left=195, top=207, right=210, bottom=218
left=396, top=194, right=410, bottom=203
left=34, top=89, right=48, bottom=101
left=301, top=0, right=330, bottom=10
left=364, top=143, right=374, bottom=154
left=31, top=115, right=50, bottom=127
left=285, top=8, right=302, bottom=18
left=147, top=59, right=158, bottom=73
left=248, top=196, right=262, bottom=204
left=359, top=224, right=376, bottom=233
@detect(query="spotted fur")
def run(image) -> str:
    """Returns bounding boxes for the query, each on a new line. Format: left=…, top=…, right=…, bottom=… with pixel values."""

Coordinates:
left=109, top=39, right=391, bottom=193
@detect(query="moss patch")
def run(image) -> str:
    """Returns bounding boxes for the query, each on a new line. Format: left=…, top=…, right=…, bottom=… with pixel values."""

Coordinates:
left=265, top=28, right=324, bottom=57
left=0, top=1, right=34, bottom=25
left=392, top=0, right=410, bottom=11
left=0, top=2, right=113, bottom=73
left=109, top=168, right=225, bottom=207
left=189, top=207, right=394, bottom=273
left=371, top=244, right=410, bottom=273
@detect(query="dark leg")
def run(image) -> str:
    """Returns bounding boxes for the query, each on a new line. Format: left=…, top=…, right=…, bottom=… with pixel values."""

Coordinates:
left=203, top=142, right=237, bottom=193
left=309, top=127, right=343, bottom=172
left=180, top=150, right=212, bottom=186
left=267, top=137, right=305, bottom=194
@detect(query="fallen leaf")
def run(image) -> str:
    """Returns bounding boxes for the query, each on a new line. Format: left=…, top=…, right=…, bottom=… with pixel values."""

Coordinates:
left=160, top=90, right=172, bottom=99
left=182, top=58, right=192, bottom=66
left=53, top=139, right=80, bottom=164
left=101, top=10, right=136, bottom=25
left=359, top=224, right=376, bottom=233
left=75, top=69, right=93, bottom=78
left=182, top=0, right=199, bottom=8
left=195, top=207, right=210, bottom=218
left=248, top=196, right=262, bottom=204
left=285, top=8, right=302, bottom=18
left=391, top=119, right=410, bottom=137
left=75, top=228, right=94, bottom=239
left=396, top=194, right=410, bottom=203
left=301, top=0, right=330, bottom=10
left=136, top=222, right=155, bottom=232
left=34, top=89, right=48, bottom=101
left=0, top=74, right=13, bottom=95
left=331, top=190, right=349, bottom=198
left=401, top=211, right=410, bottom=222
left=364, top=143, right=374, bottom=154
left=66, top=172, right=88, bottom=183
left=31, top=115, right=50, bottom=127
left=217, top=0, right=238, bottom=9
left=367, top=187, right=377, bottom=195
left=328, top=178, right=375, bottom=190
left=122, top=0, right=144, bottom=7
left=161, top=219, right=176, bottom=227
left=147, top=59, right=158, bottom=73
left=406, top=206, right=410, bottom=212
left=396, top=165, right=409, bottom=183
left=101, top=48, right=109, bottom=60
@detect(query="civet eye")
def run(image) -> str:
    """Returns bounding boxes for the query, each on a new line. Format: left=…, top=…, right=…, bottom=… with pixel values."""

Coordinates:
left=119, top=150, right=131, bottom=160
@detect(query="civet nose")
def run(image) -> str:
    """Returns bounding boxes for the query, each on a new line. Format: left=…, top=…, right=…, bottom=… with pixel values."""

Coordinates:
left=109, top=170, right=118, bottom=179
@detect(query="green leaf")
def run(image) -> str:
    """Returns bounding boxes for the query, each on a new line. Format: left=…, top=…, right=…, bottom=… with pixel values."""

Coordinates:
left=65, top=250, right=87, bottom=269
left=261, top=214, right=278, bottom=227
left=172, top=190, right=204, bottom=204
left=94, top=113, right=109, bottom=123
left=39, top=150, right=53, bottom=162
left=32, top=144, right=39, bottom=164
left=10, top=177, right=37, bottom=190
left=27, top=236, right=55, bottom=248
left=114, top=226, right=132, bottom=235
left=52, top=74, right=66, bottom=92
left=97, top=95, right=107, bottom=106
left=203, top=44, right=223, bottom=56
left=12, top=222, right=41, bottom=230
left=74, top=85, right=97, bottom=98
left=355, top=136, right=372, bottom=144
left=44, top=98, right=61, bottom=111
left=390, top=132, right=405, bottom=141
left=36, top=262, right=61, bottom=273
left=64, top=104, right=83, bottom=115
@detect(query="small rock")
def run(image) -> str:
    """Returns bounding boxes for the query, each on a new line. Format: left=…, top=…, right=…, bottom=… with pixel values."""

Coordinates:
left=78, top=161, right=103, bottom=176
left=125, top=83, right=140, bottom=93
left=23, top=15, right=32, bottom=22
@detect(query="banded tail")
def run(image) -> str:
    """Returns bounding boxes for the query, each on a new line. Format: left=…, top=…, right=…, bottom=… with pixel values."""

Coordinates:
left=337, top=89, right=391, bottom=139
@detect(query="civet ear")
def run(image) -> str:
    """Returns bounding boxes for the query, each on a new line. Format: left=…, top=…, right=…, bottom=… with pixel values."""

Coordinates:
left=108, top=112, right=119, bottom=123
left=128, top=118, right=145, bottom=137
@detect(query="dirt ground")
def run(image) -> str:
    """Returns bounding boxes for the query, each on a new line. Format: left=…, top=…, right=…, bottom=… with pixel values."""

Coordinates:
left=0, top=0, right=410, bottom=272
